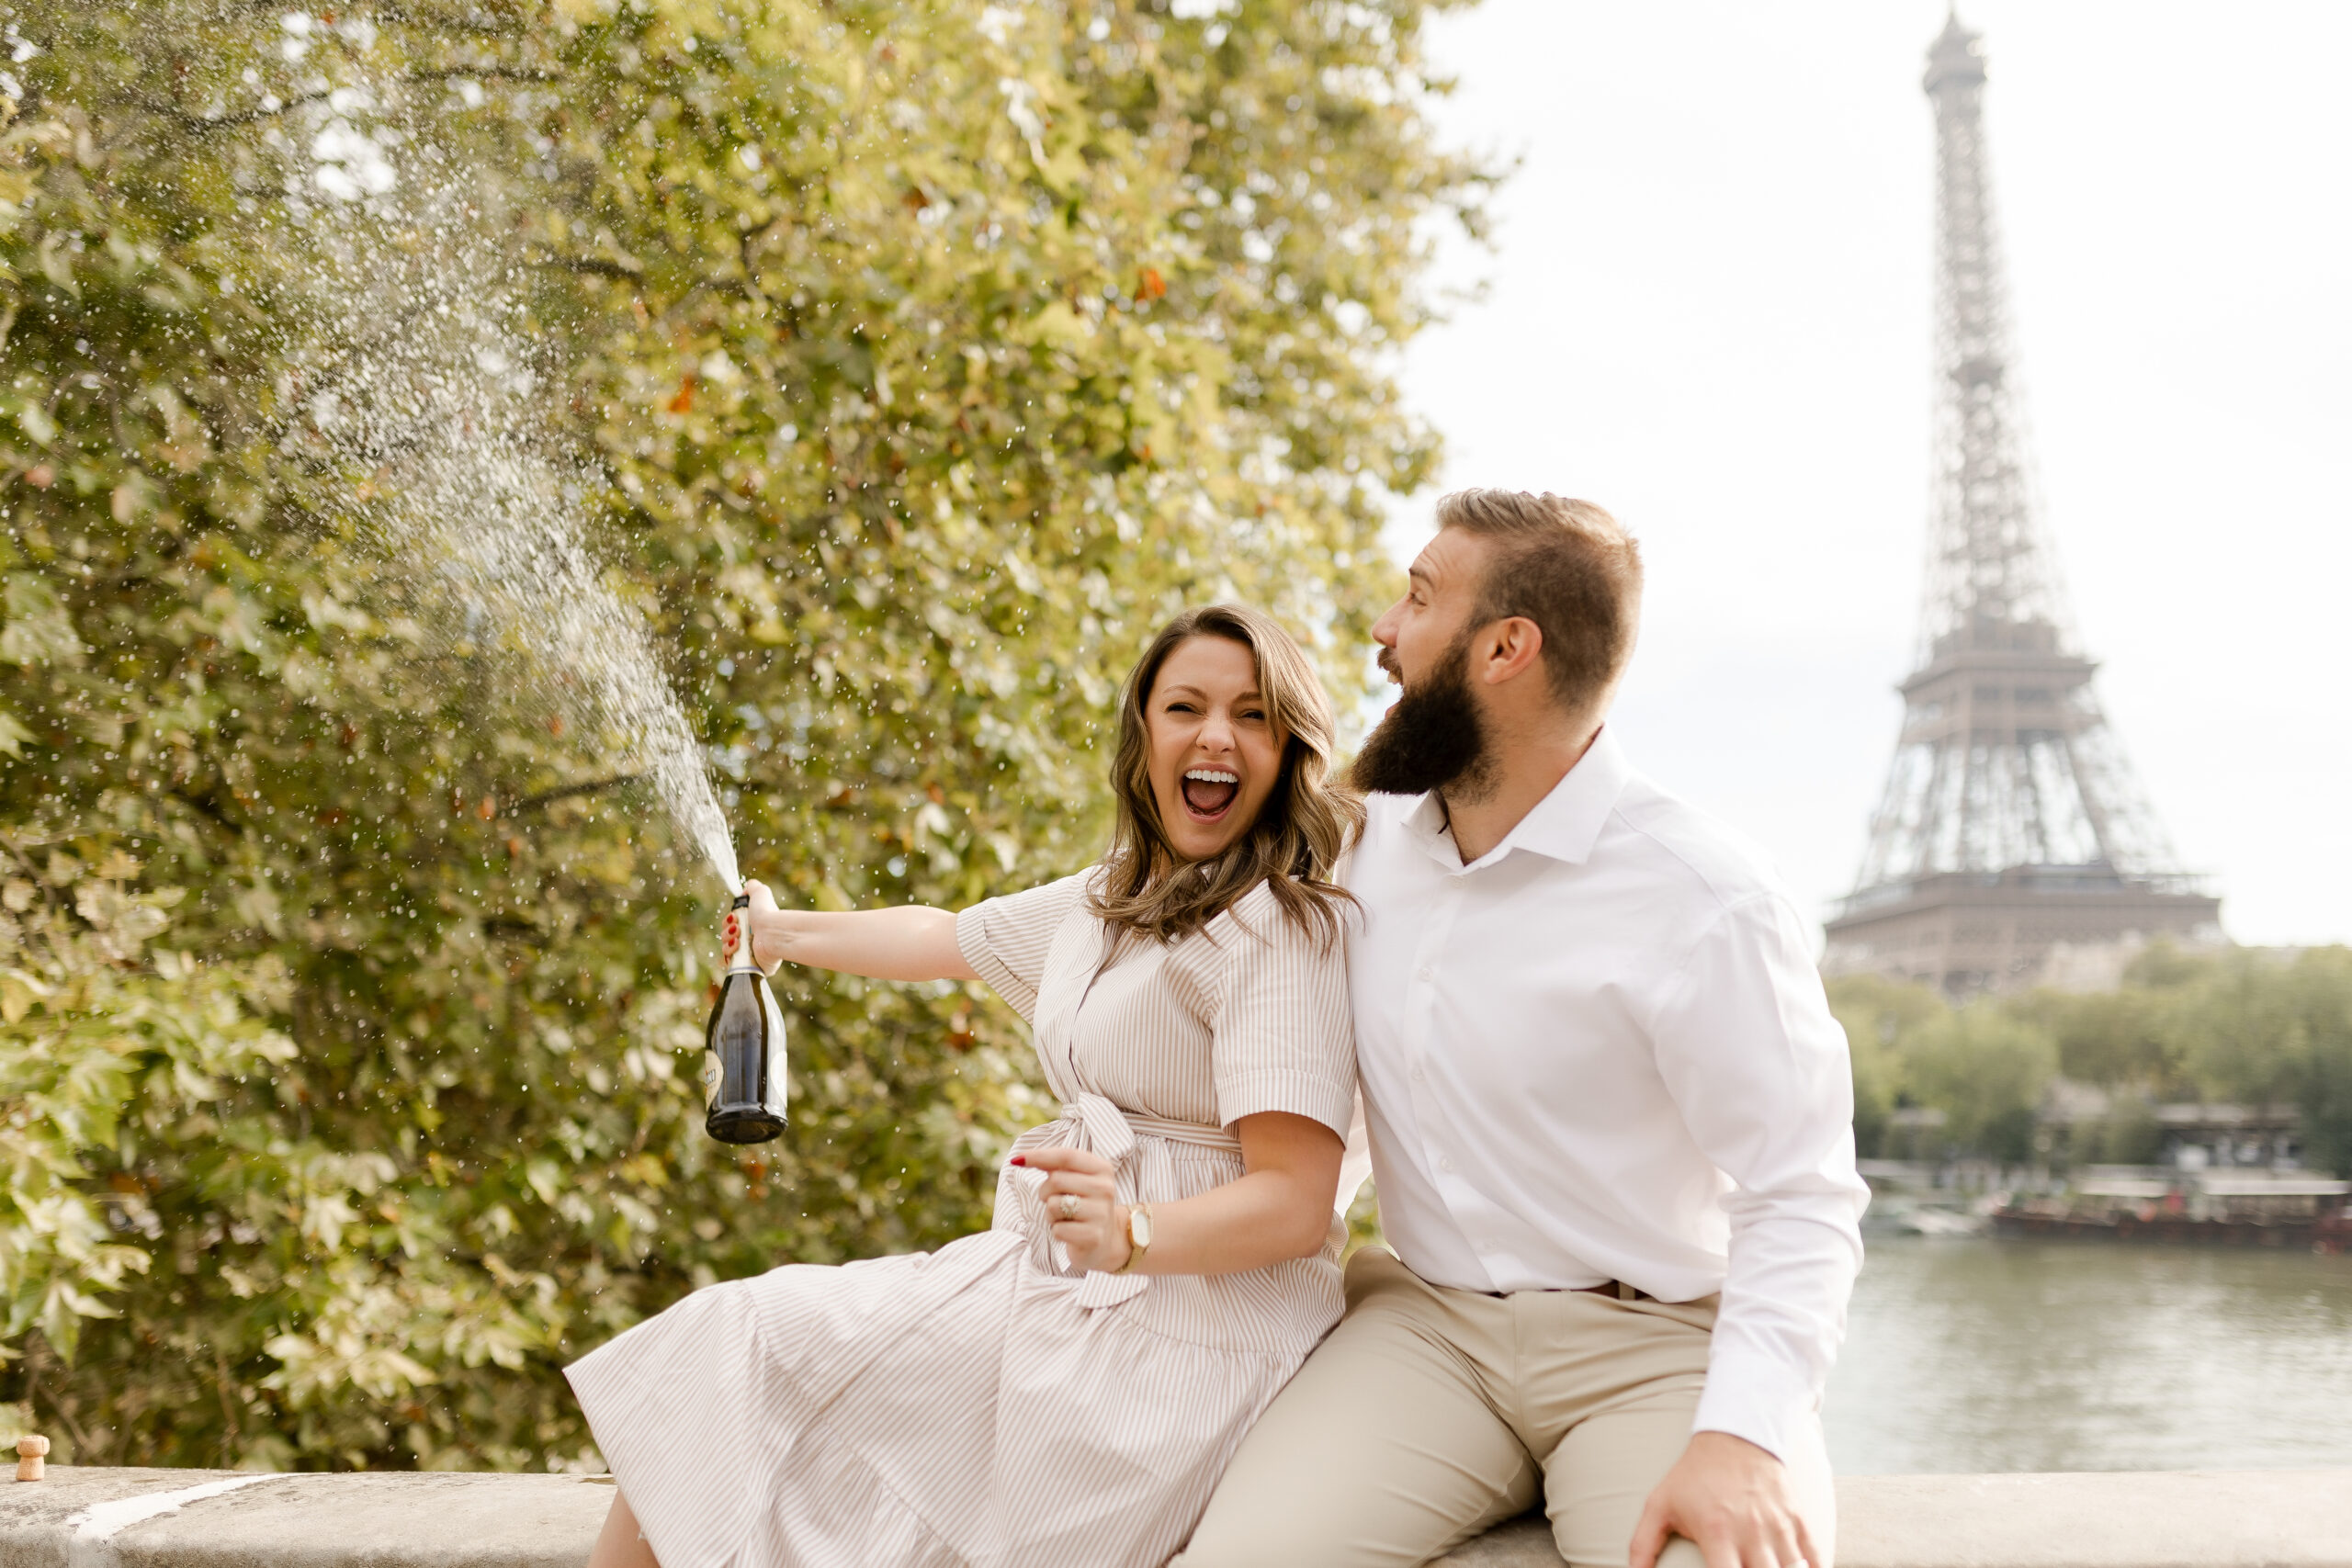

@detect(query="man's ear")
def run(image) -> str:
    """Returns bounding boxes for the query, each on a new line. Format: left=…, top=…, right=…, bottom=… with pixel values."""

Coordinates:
left=1474, top=616, right=1546, bottom=688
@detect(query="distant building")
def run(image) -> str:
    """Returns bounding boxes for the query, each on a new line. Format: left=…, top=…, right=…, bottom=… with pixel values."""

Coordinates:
left=2041, top=1083, right=2305, bottom=1172
left=2155, top=1103, right=2304, bottom=1173
left=1823, top=15, right=2221, bottom=997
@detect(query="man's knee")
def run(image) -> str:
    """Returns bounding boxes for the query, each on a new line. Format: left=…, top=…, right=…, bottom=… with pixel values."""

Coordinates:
left=1174, top=1396, right=1411, bottom=1568
left=1170, top=1505, right=1280, bottom=1568
left=1171, top=1491, right=1305, bottom=1568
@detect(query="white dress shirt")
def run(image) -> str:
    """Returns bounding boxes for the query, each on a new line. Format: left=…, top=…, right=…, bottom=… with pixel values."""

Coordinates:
left=1345, top=728, right=1869, bottom=1462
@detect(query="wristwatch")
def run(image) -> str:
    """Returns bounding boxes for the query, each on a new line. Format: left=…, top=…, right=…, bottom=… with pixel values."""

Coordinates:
left=1112, top=1202, right=1153, bottom=1274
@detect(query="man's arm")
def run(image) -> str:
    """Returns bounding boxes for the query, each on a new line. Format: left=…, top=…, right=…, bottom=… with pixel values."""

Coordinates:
left=1634, top=890, right=1869, bottom=1567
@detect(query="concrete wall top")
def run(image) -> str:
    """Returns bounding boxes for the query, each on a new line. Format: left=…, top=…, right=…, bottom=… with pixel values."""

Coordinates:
left=1451, top=1471, right=2352, bottom=1567
left=0, top=1466, right=2347, bottom=1568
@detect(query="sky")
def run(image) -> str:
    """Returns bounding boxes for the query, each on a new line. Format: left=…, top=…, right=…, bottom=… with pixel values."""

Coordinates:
left=1389, top=0, right=2352, bottom=949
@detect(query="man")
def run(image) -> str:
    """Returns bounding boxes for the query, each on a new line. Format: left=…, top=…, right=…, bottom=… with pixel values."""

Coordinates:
left=1177, top=490, right=1868, bottom=1568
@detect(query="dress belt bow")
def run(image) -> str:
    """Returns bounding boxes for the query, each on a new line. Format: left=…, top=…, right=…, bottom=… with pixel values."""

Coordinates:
left=1057, top=1091, right=1140, bottom=1165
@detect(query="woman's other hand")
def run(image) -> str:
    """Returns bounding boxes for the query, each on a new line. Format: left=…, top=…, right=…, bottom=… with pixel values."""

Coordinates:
left=1014, top=1147, right=1130, bottom=1273
left=723, top=880, right=786, bottom=975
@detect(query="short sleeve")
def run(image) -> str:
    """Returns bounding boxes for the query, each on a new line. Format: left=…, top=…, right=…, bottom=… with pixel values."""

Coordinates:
left=955, top=872, right=1092, bottom=1023
left=1209, top=888, right=1357, bottom=1138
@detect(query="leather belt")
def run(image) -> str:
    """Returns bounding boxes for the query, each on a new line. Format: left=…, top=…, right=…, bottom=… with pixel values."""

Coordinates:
left=1574, top=1280, right=1653, bottom=1302
left=1478, top=1280, right=1653, bottom=1302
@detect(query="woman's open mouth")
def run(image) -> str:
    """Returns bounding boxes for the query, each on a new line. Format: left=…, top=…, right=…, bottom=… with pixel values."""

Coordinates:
left=1181, top=767, right=1241, bottom=822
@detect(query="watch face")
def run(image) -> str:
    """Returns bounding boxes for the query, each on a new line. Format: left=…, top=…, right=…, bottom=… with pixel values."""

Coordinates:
left=1130, top=1205, right=1153, bottom=1248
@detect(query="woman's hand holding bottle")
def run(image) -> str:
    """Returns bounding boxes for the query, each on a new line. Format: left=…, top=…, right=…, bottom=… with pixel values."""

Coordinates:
left=723, top=880, right=786, bottom=975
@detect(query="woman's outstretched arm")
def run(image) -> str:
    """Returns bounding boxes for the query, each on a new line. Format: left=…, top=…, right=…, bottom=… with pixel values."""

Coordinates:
left=725, top=879, right=980, bottom=984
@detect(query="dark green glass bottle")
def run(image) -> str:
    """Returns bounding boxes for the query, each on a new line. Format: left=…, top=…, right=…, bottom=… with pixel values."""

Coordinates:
left=703, top=892, right=788, bottom=1145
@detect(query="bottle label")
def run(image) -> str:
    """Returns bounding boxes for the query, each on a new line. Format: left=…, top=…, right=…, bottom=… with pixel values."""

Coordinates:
left=700, top=1052, right=721, bottom=1106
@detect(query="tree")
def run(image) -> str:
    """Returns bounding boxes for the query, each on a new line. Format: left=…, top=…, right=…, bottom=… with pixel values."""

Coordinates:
left=2008, top=982, right=2191, bottom=1099
left=1824, top=973, right=1940, bottom=1159
left=1899, top=1008, right=2058, bottom=1167
left=1828, top=949, right=2352, bottom=1175
left=0, top=0, right=1487, bottom=1468
left=2162, top=947, right=2352, bottom=1178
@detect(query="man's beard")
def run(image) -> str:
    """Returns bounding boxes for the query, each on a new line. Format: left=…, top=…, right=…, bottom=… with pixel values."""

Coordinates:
left=1351, top=635, right=1496, bottom=800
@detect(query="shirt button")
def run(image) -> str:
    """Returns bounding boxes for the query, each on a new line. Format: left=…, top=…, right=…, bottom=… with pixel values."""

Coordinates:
left=1410, top=1064, right=1425, bottom=1082
left=1439, top=1156, right=1455, bottom=1173
left=1416, top=966, right=1433, bottom=982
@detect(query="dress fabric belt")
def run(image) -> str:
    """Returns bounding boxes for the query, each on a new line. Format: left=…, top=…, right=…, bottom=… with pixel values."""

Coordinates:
left=1052, top=1090, right=1242, bottom=1160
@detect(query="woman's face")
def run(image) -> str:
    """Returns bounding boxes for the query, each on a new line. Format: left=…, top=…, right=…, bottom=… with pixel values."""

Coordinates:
left=1145, top=635, right=1284, bottom=863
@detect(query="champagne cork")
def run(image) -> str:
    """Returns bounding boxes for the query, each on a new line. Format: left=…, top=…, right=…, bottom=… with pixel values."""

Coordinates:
left=16, top=1434, right=47, bottom=1482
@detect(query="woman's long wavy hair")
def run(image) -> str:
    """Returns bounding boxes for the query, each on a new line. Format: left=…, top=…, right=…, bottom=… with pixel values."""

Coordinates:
left=1088, top=604, right=1362, bottom=949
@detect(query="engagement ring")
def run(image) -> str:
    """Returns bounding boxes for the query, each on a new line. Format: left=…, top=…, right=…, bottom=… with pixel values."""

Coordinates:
left=1058, top=1194, right=1080, bottom=1219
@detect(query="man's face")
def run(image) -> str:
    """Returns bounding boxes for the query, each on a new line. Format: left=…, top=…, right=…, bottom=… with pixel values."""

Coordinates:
left=1371, top=526, right=1491, bottom=694
left=1353, top=528, right=1500, bottom=799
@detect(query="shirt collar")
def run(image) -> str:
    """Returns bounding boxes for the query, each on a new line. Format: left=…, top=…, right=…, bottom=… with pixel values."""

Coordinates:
left=1398, top=726, right=1633, bottom=872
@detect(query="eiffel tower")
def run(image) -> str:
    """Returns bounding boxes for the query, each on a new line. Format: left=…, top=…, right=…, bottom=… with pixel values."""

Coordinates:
left=1823, top=11, right=2221, bottom=997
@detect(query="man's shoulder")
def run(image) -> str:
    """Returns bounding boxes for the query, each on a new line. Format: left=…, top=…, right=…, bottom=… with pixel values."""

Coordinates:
left=1351, top=792, right=1428, bottom=858
left=1605, top=774, right=1798, bottom=922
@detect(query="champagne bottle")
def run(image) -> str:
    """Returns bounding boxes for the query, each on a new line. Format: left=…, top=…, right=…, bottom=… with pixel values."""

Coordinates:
left=704, top=891, right=788, bottom=1145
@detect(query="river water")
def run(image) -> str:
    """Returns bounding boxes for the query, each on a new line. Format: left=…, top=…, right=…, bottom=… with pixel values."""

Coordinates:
left=1826, top=1236, right=2352, bottom=1473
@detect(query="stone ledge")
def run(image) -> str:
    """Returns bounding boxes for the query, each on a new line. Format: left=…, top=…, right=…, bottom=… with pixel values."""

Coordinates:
left=0, top=1469, right=610, bottom=1568
left=1442, top=1470, right=2352, bottom=1568
left=0, top=1466, right=2346, bottom=1567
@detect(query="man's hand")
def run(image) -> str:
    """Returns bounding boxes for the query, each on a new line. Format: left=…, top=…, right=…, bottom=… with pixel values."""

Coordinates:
left=1629, top=1430, right=1818, bottom=1568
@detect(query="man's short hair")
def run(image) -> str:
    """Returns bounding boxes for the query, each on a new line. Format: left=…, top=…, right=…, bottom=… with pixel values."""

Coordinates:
left=1436, top=489, right=1643, bottom=714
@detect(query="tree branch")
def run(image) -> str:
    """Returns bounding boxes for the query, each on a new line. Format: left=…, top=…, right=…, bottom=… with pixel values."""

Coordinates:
left=509, top=773, right=645, bottom=813
left=539, top=254, right=644, bottom=280
left=129, top=66, right=564, bottom=136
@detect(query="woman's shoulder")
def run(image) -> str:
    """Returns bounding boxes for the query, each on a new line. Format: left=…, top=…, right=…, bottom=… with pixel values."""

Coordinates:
left=1197, top=878, right=1345, bottom=958
left=991, top=865, right=1104, bottom=908
left=963, top=866, right=1102, bottom=946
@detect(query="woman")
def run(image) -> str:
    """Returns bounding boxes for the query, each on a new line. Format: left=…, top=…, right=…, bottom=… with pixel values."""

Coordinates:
left=568, top=604, right=1363, bottom=1568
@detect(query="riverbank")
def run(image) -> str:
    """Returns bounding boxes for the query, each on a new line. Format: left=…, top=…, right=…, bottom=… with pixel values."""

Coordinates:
left=1992, top=1208, right=2352, bottom=1249
left=2, top=1467, right=2347, bottom=1567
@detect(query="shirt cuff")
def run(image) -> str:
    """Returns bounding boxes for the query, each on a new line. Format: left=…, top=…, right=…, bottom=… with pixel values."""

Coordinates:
left=1215, top=1070, right=1354, bottom=1141
left=1690, top=1349, right=1818, bottom=1465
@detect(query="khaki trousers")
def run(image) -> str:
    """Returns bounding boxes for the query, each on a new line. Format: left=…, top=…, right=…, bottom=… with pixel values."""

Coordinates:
left=1174, top=1249, right=1836, bottom=1568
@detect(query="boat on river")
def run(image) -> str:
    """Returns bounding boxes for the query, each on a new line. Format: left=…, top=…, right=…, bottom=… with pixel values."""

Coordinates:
left=1992, top=1171, right=2352, bottom=1251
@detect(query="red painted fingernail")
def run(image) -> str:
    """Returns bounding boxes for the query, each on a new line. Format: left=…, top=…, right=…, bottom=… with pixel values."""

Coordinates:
left=1009, top=1156, right=1026, bottom=1167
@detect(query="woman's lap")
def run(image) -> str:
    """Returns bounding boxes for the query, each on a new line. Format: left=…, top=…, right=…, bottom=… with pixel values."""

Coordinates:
left=569, top=1227, right=1309, bottom=1568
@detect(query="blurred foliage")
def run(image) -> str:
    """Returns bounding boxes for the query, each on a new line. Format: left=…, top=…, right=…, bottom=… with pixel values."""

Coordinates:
left=1829, top=944, right=2352, bottom=1176
left=0, top=0, right=1487, bottom=1468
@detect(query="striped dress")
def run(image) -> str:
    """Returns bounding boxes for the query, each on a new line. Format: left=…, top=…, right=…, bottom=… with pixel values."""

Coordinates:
left=565, top=871, right=1358, bottom=1568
